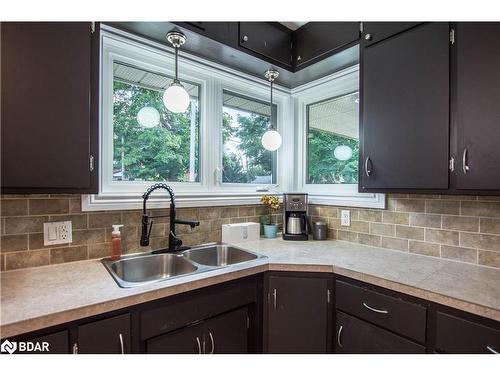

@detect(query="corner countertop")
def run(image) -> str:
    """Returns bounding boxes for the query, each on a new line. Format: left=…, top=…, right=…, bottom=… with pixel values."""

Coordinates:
left=1, top=238, right=499, bottom=338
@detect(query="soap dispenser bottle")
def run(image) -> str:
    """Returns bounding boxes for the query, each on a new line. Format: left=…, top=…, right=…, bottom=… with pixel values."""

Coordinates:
left=111, top=224, right=124, bottom=261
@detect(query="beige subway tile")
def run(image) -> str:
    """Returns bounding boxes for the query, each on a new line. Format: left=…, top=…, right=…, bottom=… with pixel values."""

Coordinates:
left=460, top=232, right=500, bottom=251
left=441, top=195, right=477, bottom=200
left=478, top=250, right=500, bottom=268
left=122, top=211, right=142, bottom=226
left=199, top=207, right=220, bottom=220
left=381, top=237, right=408, bottom=251
left=477, top=196, right=500, bottom=201
left=411, top=194, right=441, bottom=199
left=382, top=211, right=409, bottom=225
left=357, top=233, right=381, bottom=247
left=238, top=206, right=255, bottom=217
left=0, top=234, right=28, bottom=252
left=395, top=199, right=425, bottom=213
left=370, top=223, right=395, bottom=236
left=425, top=200, right=460, bottom=215
left=255, top=205, right=269, bottom=215
left=208, top=229, right=222, bottom=243
left=338, top=230, right=358, bottom=242
left=149, top=237, right=168, bottom=251
left=328, top=218, right=341, bottom=230
left=220, top=207, right=239, bottom=218
left=480, top=218, right=500, bottom=235
left=442, top=215, right=479, bottom=232
left=69, top=199, right=83, bottom=213
left=4, top=216, right=48, bottom=234
left=350, top=220, right=370, bottom=233
left=29, top=199, right=69, bottom=215
left=409, top=213, right=442, bottom=228
left=1, top=199, right=28, bottom=216
left=230, top=217, right=247, bottom=224
left=50, top=245, right=88, bottom=264
left=176, top=208, right=199, bottom=220
left=146, top=223, right=165, bottom=238
left=395, top=225, right=425, bottom=240
left=89, top=242, right=112, bottom=259
left=409, top=241, right=440, bottom=257
left=388, top=193, right=409, bottom=199
left=461, top=201, right=500, bottom=218
left=386, top=198, right=397, bottom=211
left=49, top=214, right=88, bottom=230
left=320, top=206, right=338, bottom=218
left=72, top=229, right=106, bottom=245
left=441, top=245, right=477, bottom=264
left=0, top=254, right=5, bottom=271
left=425, top=228, right=459, bottom=245
left=308, top=205, right=321, bottom=216
left=210, top=218, right=231, bottom=231
left=359, top=209, right=382, bottom=223
left=148, top=209, right=170, bottom=223
left=28, top=233, right=68, bottom=250
left=328, top=229, right=337, bottom=239
left=5, top=249, right=50, bottom=270
left=88, top=212, right=122, bottom=229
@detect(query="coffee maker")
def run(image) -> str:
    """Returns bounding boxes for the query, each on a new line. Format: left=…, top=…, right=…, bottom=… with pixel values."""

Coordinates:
left=282, top=193, right=309, bottom=241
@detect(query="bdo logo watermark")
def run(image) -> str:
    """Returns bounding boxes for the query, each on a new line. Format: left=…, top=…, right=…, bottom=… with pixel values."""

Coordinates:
left=1, top=339, right=50, bottom=354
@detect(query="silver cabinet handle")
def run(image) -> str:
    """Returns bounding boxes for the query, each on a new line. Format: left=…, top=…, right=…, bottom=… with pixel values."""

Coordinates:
left=72, top=342, right=78, bottom=354
left=365, top=156, right=372, bottom=177
left=462, top=148, right=470, bottom=174
left=486, top=346, right=499, bottom=354
left=208, top=332, right=215, bottom=354
left=272, top=289, right=277, bottom=309
left=337, top=325, right=343, bottom=348
left=196, top=336, right=202, bottom=354
left=362, top=302, right=389, bottom=314
left=118, top=333, right=124, bottom=354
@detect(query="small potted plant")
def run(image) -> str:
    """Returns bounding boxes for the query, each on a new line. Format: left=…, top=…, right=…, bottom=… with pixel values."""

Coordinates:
left=260, top=195, right=280, bottom=238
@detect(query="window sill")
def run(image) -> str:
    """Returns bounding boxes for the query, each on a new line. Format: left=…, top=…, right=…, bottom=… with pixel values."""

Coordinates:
left=307, top=192, right=386, bottom=209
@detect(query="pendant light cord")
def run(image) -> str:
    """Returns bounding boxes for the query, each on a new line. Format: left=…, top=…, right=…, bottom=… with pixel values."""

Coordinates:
left=174, top=46, right=179, bottom=82
left=270, top=79, right=275, bottom=130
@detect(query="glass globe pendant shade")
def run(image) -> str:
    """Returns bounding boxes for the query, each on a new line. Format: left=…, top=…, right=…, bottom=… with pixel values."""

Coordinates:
left=163, top=81, right=190, bottom=113
left=137, top=106, right=160, bottom=128
left=261, top=129, right=282, bottom=151
left=333, top=145, right=353, bottom=161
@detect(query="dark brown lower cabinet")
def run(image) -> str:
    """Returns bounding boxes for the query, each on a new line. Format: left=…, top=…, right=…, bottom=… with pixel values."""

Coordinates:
left=266, top=274, right=331, bottom=353
left=76, top=313, right=131, bottom=354
left=146, top=307, right=249, bottom=354
left=27, top=330, right=70, bottom=354
left=335, top=311, right=425, bottom=354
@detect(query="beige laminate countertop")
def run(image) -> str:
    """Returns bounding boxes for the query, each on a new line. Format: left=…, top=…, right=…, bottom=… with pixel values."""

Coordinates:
left=1, top=238, right=499, bottom=338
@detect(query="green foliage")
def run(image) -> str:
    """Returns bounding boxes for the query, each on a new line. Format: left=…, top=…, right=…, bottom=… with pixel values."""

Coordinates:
left=222, top=111, right=273, bottom=184
left=308, top=129, right=359, bottom=184
left=113, top=81, right=199, bottom=182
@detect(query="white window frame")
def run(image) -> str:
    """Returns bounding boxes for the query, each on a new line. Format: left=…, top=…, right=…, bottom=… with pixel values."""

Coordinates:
left=292, top=65, right=385, bottom=208
left=83, top=26, right=293, bottom=211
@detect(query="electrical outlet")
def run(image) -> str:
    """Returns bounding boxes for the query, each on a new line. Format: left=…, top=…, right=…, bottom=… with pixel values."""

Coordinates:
left=44, top=221, right=72, bottom=246
left=341, top=210, right=351, bottom=226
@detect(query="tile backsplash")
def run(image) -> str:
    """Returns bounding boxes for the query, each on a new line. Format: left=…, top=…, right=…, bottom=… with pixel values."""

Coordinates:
left=1, top=193, right=500, bottom=271
left=310, top=194, right=500, bottom=269
left=0, top=194, right=281, bottom=271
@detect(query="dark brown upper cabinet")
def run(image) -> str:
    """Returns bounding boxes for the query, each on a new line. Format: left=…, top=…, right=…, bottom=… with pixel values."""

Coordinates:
left=361, top=22, right=422, bottom=47
left=452, top=23, right=500, bottom=191
left=239, top=22, right=293, bottom=68
left=359, top=22, right=450, bottom=191
left=265, top=273, right=331, bottom=353
left=1, top=22, right=99, bottom=193
left=294, top=22, right=360, bottom=70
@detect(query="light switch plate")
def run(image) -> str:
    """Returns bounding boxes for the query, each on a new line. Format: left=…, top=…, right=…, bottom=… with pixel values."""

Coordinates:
left=341, top=210, right=351, bottom=226
left=43, top=221, right=72, bottom=246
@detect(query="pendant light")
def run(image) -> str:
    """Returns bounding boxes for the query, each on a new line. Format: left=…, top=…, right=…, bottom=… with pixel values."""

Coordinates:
left=261, top=69, right=282, bottom=151
left=163, top=31, right=190, bottom=113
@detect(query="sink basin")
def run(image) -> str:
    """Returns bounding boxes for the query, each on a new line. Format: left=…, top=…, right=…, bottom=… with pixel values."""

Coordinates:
left=182, top=245, right=258, bottom=267
left=103, top=253, right=198, bottom=287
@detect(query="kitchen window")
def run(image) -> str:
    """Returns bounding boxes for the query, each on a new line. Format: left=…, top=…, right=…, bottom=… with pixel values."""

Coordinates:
left=222, top=90, right=277, bottom=185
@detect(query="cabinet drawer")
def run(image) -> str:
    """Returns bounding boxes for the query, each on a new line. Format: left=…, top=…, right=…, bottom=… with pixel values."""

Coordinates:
left=336, top=280, right=427, bottom=343
left=28, top=330, right=69, bottom=354
left=336, top=311, right=425, bottom=354
left=436, top=312, right=500, bottom=354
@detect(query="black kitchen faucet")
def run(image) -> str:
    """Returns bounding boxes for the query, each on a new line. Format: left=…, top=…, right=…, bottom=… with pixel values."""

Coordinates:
left=140, top=183, right=200, bottom=253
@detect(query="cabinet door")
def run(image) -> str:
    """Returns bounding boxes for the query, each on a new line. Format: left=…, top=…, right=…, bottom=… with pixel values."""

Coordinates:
left=239, top=22, right=292, bottom=67
left=267, top=276, right=329, bottom=353
left=28, top=330, right=69, bottom=354
left=1, top=22, right=97, bottom=192
left=294, top=22, right=360, bottom=69
left=77, top=313, right=131, bottom=354
left=362, top=22, right=422, bottom=46
left=146, top=322, right=204, bottom=354
left=360, top=23, right=450, bottom=190
left=336, top=311, right=425, bottom=354
left=204, top=307, right=249, bottom=354
left=454, top=23, right=500, bottom=190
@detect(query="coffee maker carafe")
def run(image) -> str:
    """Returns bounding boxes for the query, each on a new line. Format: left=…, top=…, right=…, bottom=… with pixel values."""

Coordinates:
left=283, top=193, right=309, bottom=241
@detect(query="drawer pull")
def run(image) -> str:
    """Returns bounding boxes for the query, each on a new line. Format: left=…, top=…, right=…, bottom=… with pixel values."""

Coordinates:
left=72, top=342, right=78, bottom=354
left=362, top=302, right=389, bottom=314
left=487, top=346, right=499, bottom=354
left=208, top=332, right=215, bottom=354
left=272, top=289, right=277, bottom=310
left=337, top=325, right=344, bottom=348
left=196, top=336, right=202, bottom=354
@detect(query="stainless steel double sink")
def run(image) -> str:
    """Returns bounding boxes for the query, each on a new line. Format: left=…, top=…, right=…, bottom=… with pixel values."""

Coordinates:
left=102, top=244, right=265, bottom=288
